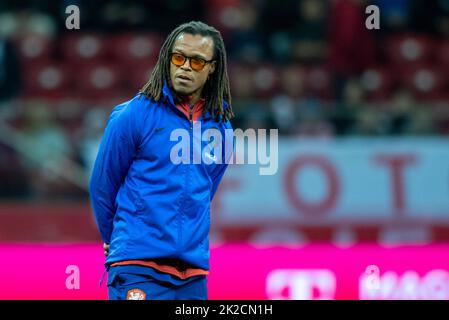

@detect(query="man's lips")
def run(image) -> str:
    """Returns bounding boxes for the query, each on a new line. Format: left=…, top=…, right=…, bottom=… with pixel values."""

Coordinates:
left=177, top=74, right=193, bottom=81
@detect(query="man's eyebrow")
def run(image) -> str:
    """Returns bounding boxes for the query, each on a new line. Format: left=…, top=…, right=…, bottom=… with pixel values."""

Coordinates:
left=172, top=49, right=208, bottom=60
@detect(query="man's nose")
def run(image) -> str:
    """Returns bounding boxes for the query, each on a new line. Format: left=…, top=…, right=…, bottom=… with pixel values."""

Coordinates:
left=180, top=59, right=192, bottom=71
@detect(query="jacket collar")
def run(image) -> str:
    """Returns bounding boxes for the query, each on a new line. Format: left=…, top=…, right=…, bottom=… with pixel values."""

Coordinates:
left=162, top=81, right=176, bottom=108
left=161, top=81, right=229, bottom=121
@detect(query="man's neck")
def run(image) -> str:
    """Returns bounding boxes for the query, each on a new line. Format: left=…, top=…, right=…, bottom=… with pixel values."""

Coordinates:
left=177, top=90, right=202, bottom=106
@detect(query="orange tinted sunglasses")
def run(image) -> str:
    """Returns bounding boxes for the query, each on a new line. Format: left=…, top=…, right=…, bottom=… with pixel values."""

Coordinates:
left=170, top=52, right=214, bottom=71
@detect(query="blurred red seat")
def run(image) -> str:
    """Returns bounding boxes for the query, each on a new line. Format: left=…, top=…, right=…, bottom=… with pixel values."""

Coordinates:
left=14, top=35, right=54, bottom=67
left=204, top=0, right=243, bottom=39
left=109, top=33, right=163, bottom=65
left=361, top=66, right=394, bottom=101
left=386, top=34, right=434, bottom=66
left=22, top=62, right=70, bottom=99
left=252, top=65, right=280, bottom=99
left=62, top=34, right=107, bottom=64
left=75, top=63, right=124, bottom=101
left=436, top=41, right=449, bottom=71
left=278, top=65, right=306, bottom=99
left=125, top=62, right=155, bottom=95
left=399, top=64, right=446, bottom=101
left=304, top=65, right=332, bottom=100
left=228, top=63, right=256, bottom=98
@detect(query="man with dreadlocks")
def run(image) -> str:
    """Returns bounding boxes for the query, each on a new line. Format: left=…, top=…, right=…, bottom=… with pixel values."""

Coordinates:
left=89, top=21, right=234, bottom=300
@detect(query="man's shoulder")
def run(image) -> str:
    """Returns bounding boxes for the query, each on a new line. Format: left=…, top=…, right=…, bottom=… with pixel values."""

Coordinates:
left=222, top=119, right=233, bottom=130
left=110, top=93, right=157, bottom=118
left=214, top=118, right=233, bottom=133
left=112, top=93, right=150, bottom=111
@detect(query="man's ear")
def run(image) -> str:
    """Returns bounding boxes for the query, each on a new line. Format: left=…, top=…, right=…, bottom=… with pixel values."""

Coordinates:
left=209, top=61, right=216, bottom=75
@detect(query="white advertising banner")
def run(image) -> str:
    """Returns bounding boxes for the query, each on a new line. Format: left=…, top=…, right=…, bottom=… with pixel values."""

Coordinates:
left=215, top=138, right=449, bottom=226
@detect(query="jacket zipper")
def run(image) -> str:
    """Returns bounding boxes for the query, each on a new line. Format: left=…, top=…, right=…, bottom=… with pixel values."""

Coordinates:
left=180, top=104, right=194, bottom=253
left=189, top=104, right=193, bottom=130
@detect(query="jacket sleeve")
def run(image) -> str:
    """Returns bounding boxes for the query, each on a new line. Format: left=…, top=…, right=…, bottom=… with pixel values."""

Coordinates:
left=210, top=121, right=234, bottom=201
left=89, top=100, right=141, bottom=244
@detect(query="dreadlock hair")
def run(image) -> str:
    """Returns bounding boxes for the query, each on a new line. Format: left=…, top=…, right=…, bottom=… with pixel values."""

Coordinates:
left=140, top=21, right=234, bottom=122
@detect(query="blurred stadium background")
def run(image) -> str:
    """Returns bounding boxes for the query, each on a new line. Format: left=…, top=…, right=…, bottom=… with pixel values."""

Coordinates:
left=1, top=0, right=449, bottom=300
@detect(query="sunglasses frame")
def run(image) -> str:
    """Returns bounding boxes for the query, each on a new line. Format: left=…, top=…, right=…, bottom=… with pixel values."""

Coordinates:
left=170, top=52, right=215, bottom=71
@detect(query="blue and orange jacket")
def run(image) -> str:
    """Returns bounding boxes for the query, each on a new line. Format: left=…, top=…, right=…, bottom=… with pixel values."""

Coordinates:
left=89, top=82, right=233, bottom=273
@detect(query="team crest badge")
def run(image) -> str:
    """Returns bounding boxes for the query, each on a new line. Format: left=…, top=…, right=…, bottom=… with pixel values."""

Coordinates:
left=126, top=288, right=146, bottom=300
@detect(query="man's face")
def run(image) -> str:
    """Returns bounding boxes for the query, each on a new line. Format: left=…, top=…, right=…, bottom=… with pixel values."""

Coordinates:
left=169, top=33, right=216, bottom=98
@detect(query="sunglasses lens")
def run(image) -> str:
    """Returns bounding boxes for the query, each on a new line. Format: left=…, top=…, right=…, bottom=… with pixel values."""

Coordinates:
left=190, top=58, right=206, bottom=71
left=171, top=53, right=185, bottom=66
left=171, top=53, right=208, bottom=71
